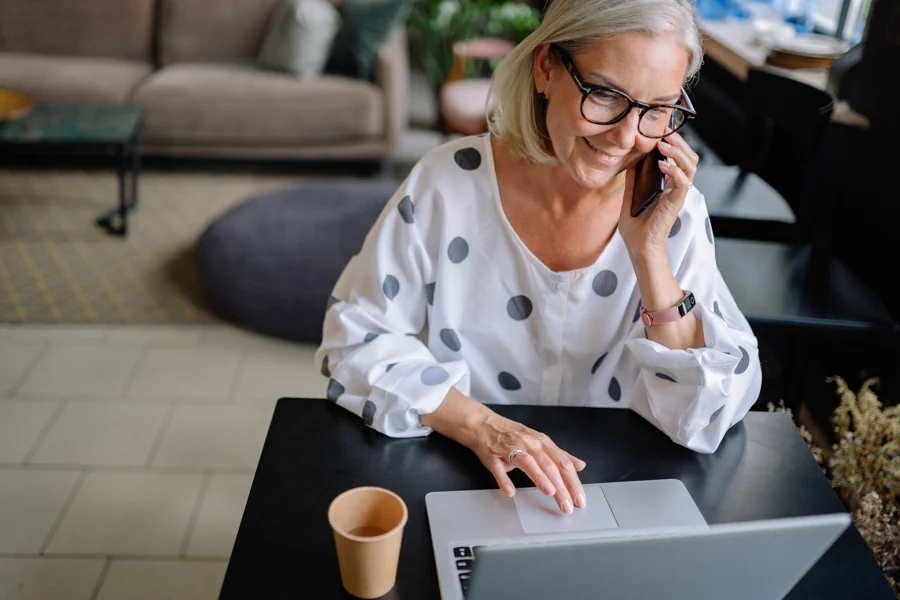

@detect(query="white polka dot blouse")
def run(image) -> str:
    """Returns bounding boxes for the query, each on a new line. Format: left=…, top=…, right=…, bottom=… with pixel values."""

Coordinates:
left=316, top=134, right=762, bottom=454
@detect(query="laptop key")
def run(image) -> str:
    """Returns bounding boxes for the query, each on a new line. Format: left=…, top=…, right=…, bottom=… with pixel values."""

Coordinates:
left=453, top=547, right=472, bottom=558
left=456, top=559, right=474, bottom=571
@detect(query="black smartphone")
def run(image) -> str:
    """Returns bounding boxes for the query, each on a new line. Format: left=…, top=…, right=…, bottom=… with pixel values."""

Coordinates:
left=630, top=145, right=666, bottom=218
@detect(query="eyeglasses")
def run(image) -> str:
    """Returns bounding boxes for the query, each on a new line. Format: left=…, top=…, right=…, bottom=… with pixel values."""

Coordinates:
left=552, top=47, right=696, bottom=138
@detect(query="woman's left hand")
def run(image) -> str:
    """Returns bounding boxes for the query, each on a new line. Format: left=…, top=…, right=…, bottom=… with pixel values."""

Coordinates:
left=617, top=132, right=699, bottom=260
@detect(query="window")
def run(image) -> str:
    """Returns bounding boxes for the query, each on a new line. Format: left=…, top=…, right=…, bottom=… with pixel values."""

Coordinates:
left=813, top=0, right=872, bottom=42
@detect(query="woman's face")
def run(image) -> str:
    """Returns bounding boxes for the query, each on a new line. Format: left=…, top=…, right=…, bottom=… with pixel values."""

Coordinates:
left=534, top=32, right=690, bottom=190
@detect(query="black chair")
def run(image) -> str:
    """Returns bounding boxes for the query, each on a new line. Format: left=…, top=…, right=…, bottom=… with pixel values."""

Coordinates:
left=690, top=68, right=897, bottom=406
left=694, top=68, right=836, bottom=244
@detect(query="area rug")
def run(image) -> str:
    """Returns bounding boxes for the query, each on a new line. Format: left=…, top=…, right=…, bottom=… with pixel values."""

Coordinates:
left=0, top=168, right=314, bottom=324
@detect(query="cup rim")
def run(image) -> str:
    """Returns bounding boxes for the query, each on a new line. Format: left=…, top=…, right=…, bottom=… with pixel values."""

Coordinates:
left=328, top=486, right=409, bottom=543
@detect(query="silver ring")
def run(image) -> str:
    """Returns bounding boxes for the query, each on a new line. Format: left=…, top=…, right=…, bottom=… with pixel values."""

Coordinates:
left=508, top=448, right=524, bottom=466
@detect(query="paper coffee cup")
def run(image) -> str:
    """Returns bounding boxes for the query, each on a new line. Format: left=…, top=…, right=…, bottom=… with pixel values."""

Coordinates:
left=328, top=487, right=408, bottom=599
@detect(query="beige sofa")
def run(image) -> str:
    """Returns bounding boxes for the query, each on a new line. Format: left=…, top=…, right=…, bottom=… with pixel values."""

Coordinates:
left=0, top=0, right=408, bottom=161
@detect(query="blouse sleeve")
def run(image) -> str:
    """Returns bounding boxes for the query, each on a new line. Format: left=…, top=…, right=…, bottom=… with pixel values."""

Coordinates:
left=314, top=164, right=470, bottom=438
left=623, top=191, right=762, bottom=453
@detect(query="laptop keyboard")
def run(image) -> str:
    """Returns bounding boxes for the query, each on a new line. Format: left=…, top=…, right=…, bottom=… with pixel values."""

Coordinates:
left=453, top=546, right=482, bottom=598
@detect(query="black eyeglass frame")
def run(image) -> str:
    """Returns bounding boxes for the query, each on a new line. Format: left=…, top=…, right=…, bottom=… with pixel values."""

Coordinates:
left=551, top=46, right=697, bottom=138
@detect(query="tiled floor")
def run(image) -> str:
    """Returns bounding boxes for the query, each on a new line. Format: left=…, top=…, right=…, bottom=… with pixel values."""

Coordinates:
left=0, top=323, right=328, bottom=599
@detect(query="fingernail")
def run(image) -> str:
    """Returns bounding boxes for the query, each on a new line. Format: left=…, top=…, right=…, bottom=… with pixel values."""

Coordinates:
left=658, top=160, right=669, bottom=169
left=658, top=140, right=671, bottom=148
left=562, top=499, right=573, bottom=514
left=576, top=492, right=587, bottom=508
left=543, top=483, right=556, bottom=496
left=502, top=485, right=515, bottom=497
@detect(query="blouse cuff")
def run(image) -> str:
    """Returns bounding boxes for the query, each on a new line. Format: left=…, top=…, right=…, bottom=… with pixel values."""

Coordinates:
left=370, top=359, right=471, bottom=437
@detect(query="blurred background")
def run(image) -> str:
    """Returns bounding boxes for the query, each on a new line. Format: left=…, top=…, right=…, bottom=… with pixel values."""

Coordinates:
left=0, top=0, right=898, bottom=597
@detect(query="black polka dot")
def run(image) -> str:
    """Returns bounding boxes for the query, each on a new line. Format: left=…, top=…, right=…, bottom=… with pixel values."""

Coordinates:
left=382, top=275, right=400, bottom=301
left=426, top=282, right=435, bottom=305
left=669, top=216, right=682, bottom=238
left=454, top=147, right=482, bottom=170
left=421, top=366, right=450, bottom=386
left=362, top=400, right=377, bottom=426
left=447, top=237, right=469, bottom=263
left=397, top=195, right=415, bottom=224
left=656, top=372, right=677, bottom=383
left=321, top=355, right=330, bottom=378
left=386, top=363, right=397, bottom=372
left=507, top=295, right=533, bottom=321
left=440, top=328, right=462, bottom=351
left=633, top=300, right=643, bottom=323
left=709, top=405, right=725, bottom=425
left=592, top=270, right=618, bottom=297
left=609, top=377, right=622, bottom=401
left=735, top=346, right=750, bottom=374
left=364, top=333, right=379, bottom=343
left=591, top=353, right=608, bottom=375
left=705, top=216, right=714, bottom=244
left=498, top=372, right=522, bottom=390
left=328, top=296, right=340, bottom=309
left=714, top=301, right=724, bottom=319
left=327, top=379, right=344, bottom=402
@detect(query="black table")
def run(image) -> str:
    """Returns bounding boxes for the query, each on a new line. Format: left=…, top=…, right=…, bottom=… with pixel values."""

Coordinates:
left=220, top=399, right=894, bottom=599
left=0, top=104, right=142, bottom=236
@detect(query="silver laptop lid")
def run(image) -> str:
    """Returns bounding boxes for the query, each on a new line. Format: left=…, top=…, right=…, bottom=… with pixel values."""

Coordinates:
left=467, top=513, right=851, bottom=600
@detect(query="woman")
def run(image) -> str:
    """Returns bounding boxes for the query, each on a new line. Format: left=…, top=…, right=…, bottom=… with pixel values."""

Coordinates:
left=315, top=0, right=762, bottom=515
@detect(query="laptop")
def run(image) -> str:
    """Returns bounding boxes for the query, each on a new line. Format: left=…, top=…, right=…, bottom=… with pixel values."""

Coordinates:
left=425, top=479, right=850, bottom=600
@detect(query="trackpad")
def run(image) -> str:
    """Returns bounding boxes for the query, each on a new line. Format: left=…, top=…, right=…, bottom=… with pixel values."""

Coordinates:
left=513, top=484, right=618, bottom=534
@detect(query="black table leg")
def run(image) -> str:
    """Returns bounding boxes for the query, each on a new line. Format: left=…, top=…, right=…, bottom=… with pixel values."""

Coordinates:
left=96, top=135, right=140, bottom=236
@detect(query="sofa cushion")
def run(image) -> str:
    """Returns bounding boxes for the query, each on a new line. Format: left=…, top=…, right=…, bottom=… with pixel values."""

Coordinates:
left=325, top=0, right=406, bottom=80
left=0, top=53, right=152, bottom=104
left=0, top=0, right=155, bottom=62
left=158, top=0, right=282, bottom=65
left=133, top=64, right=385, bottom=145
left=258, top=0, right=342, bottom=79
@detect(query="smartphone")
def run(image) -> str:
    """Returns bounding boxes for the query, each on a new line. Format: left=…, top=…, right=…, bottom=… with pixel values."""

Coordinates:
left=630, top=145, right=666, bottom=218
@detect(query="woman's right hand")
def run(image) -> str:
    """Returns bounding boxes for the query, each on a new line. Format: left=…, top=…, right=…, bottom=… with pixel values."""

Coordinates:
left=471, top=411, right=588, bottom=514
left=421, top=388, right=587, bottom=514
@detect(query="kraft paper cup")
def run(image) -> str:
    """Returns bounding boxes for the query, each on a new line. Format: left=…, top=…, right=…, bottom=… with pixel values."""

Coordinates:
left=328, top=487, right=409, bottom=599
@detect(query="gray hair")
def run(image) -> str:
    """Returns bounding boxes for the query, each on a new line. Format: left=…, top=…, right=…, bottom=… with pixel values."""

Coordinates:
left=487, top=0, right=703, bottom=164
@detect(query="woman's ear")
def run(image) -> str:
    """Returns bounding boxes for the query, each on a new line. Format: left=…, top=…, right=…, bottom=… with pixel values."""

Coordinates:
left=532, top=44, right=554, bottom=97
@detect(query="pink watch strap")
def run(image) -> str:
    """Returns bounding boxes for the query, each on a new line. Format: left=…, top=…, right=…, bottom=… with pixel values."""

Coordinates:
left=640, top=291, right=696, bottom=326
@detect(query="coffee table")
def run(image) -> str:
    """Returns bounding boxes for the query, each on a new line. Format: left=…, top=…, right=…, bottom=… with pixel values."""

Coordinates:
left=0, top=103, right=143, bottom=236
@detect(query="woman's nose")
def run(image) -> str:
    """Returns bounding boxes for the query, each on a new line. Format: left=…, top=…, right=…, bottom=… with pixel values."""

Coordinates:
left=606, top=109, right=641, bottom=149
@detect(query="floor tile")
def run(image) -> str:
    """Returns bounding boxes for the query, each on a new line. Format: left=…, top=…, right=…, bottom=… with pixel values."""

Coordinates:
left=4, top=325, right=107, bottom=345
left=17, top=345, right=142, bottom=398
left=202, top=325, right=305, bottom=353
left=0, top=401, right=60, bottom=463
left=126, top=347, right=241, bottom=400
left=30, top=403, right=168, bottom=467
left=96, top=560, right=227, bottom=600
left=0, top=343, right=44, bottom=395
left=153, top=406, right=271, bottom=469
left=0, top=558, right=106, bottom=600
left=0, top=470, right=80, bottom=553
left=47, top=472, right=203, bottom=555
left=106, top=325, right=204, bottom=345
left=186, top=475, right=253, bottom=557
left=232, top=347, right=326, bottom=403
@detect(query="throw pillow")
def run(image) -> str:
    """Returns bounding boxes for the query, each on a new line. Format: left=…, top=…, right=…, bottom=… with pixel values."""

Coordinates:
left=325, top=0, right=407, bottom=80
left=258, top=0, right=342, bottom=79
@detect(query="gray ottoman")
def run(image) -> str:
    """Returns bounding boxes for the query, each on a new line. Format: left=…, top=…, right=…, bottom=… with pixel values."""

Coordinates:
left=196, top=178, right=400, bottom=343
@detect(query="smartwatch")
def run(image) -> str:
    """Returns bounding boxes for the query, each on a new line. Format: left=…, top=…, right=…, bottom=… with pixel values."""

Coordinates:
left=640, top=291, right=696, bottom=327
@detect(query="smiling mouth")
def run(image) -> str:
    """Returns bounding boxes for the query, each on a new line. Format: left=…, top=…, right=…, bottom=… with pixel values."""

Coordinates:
left=583, top=138, right=627, bottom=163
